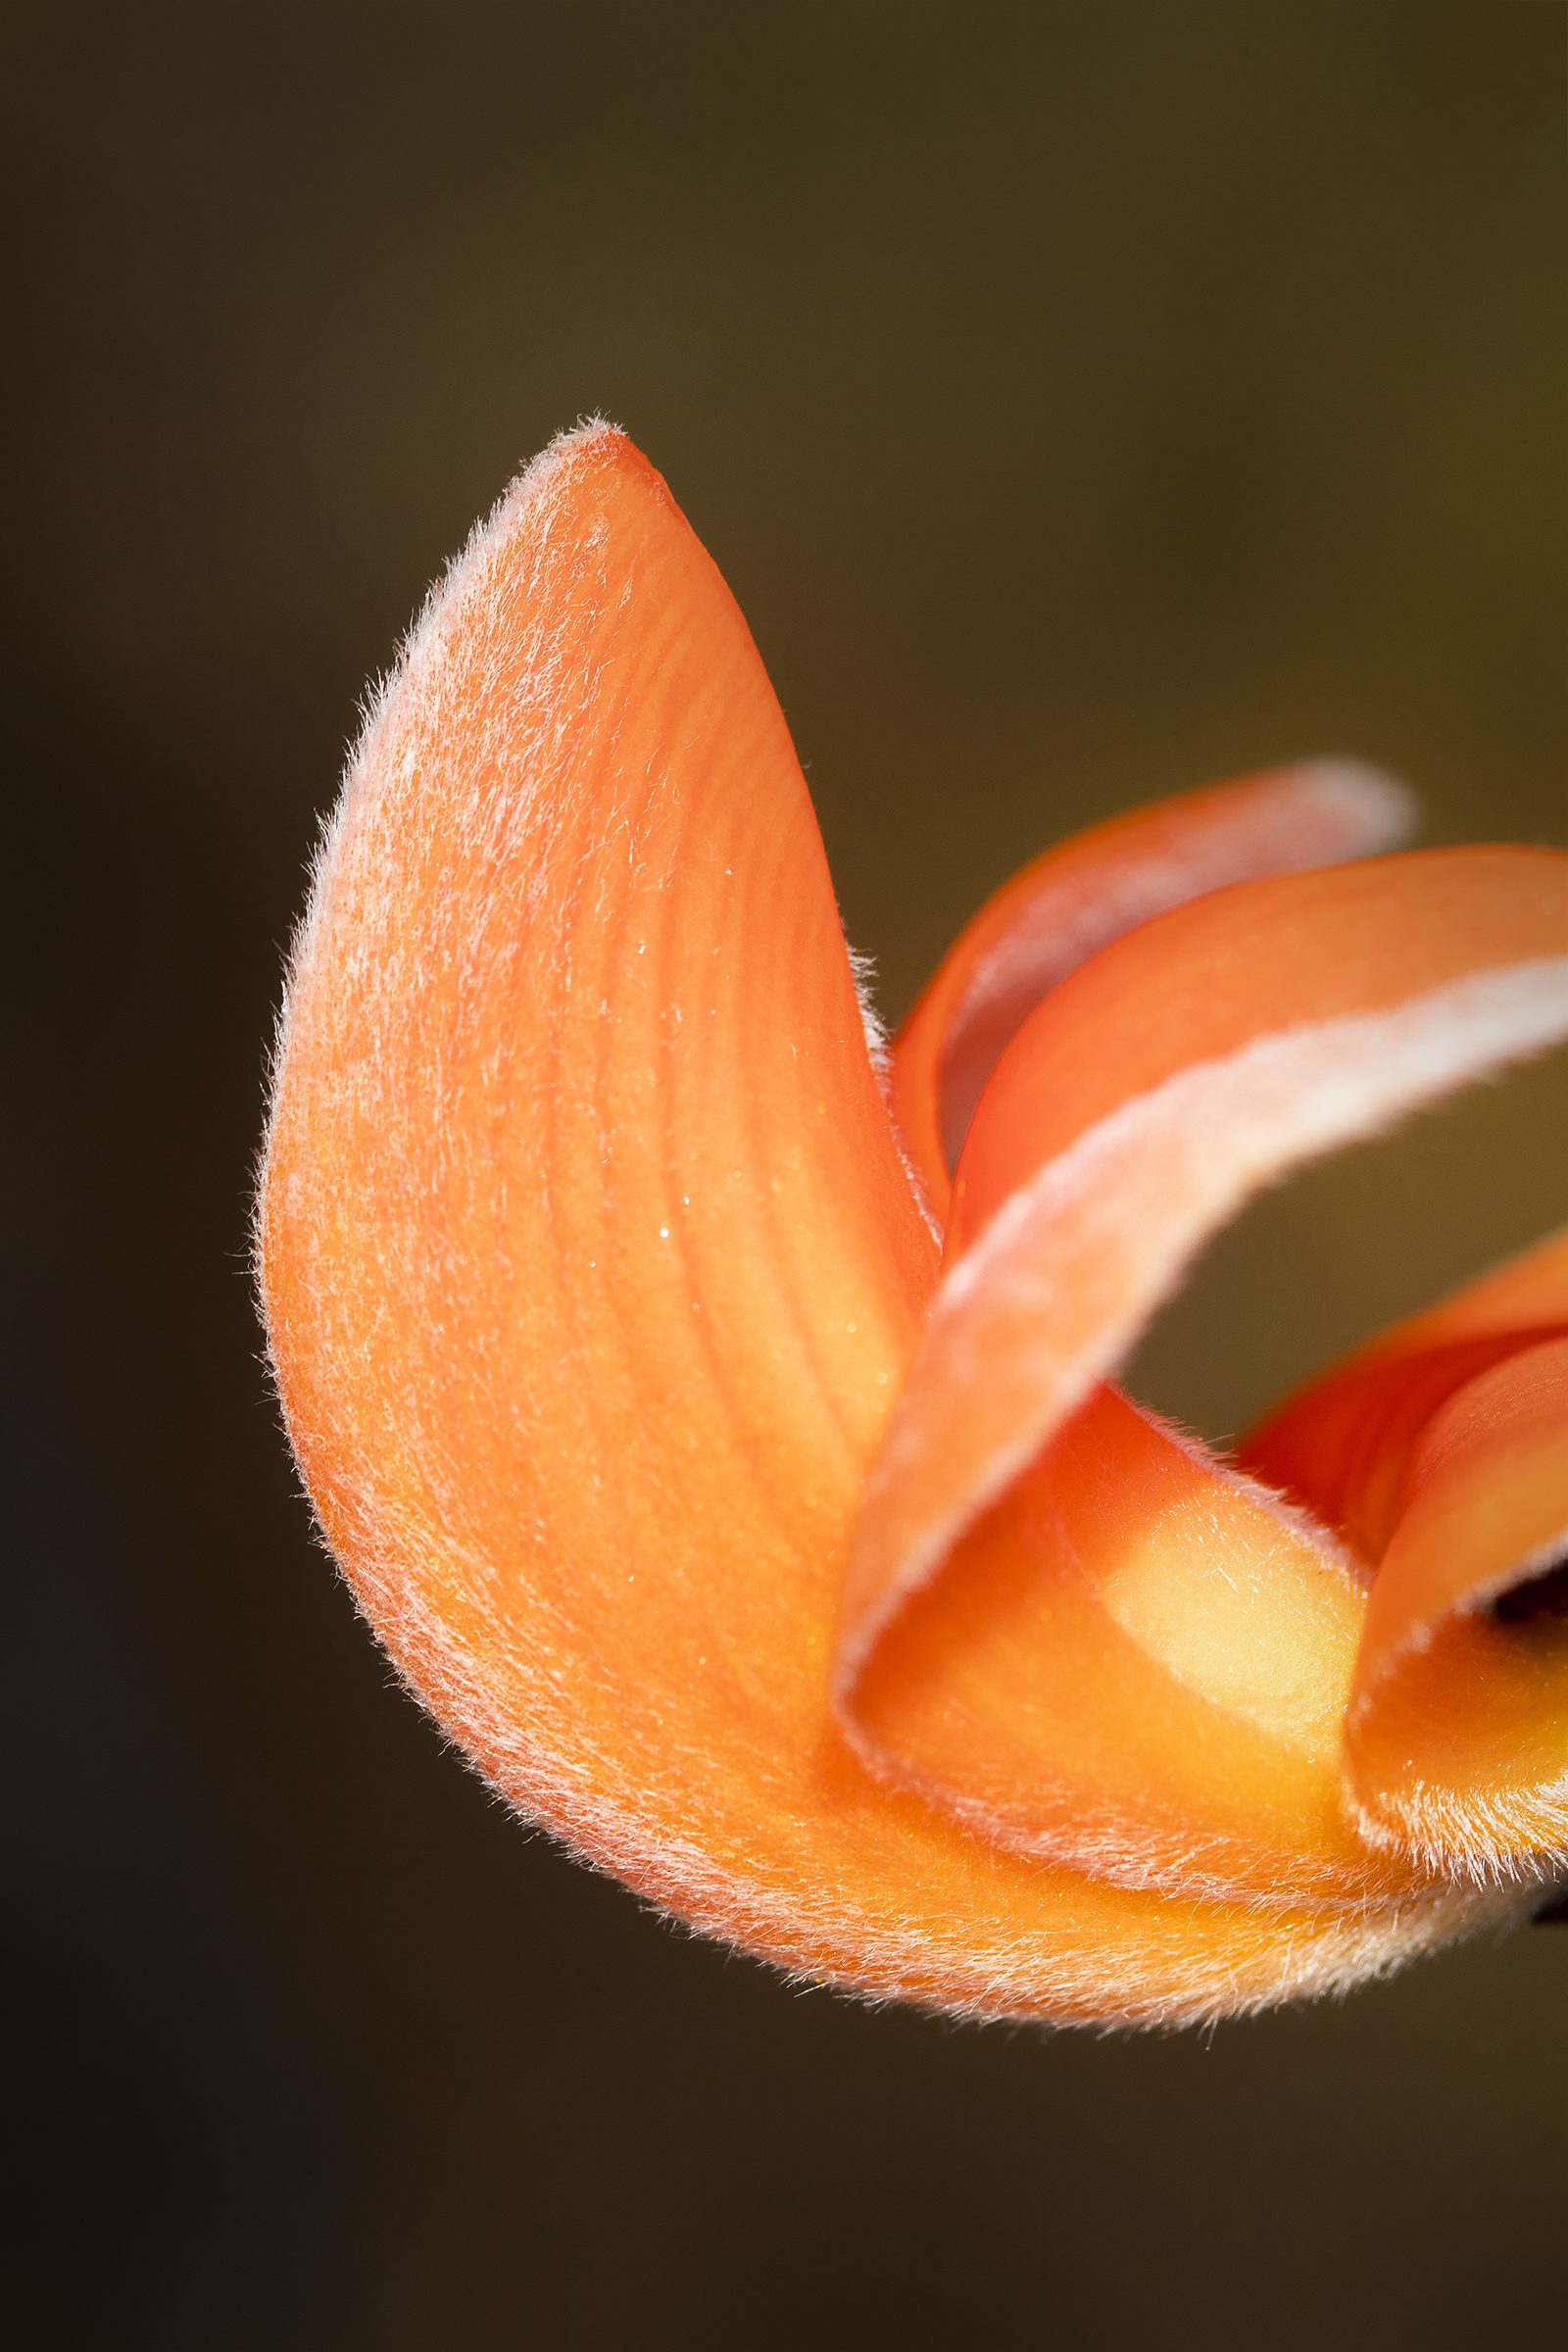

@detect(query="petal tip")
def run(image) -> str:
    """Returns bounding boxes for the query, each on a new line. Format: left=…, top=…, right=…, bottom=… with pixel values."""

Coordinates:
left=1291, top=758, right=1418, bottom=855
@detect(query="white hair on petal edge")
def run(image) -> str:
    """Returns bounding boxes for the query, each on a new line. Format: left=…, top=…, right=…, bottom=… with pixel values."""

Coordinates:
left=254, top=416, right=625, bottom=1234
left=844, top=936, right=890, bottom=1076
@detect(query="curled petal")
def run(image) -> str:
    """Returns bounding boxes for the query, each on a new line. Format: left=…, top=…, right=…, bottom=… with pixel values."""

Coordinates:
left=840, top=855, right=1568, bottom=1903
left=1344, top=1338, right=1568, bottom=1874
left=1245, top=1228, right=1568, bottom=1561
left=1245, top=1251, right=1568, bottom=1879
left=844, top=1381, right=1407, bottom=1909
left=891, top=760, right=1413, bottom=1213
left=1244, top=1237, right=1568, bottom=1872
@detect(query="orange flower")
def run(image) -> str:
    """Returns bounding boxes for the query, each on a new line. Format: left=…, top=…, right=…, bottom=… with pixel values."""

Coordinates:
left=258, top=423, right=1568, bottom=2026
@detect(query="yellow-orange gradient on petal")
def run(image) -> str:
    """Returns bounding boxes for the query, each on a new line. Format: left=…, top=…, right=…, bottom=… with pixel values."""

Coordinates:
left=259, top=423, right=1568, bottom=2026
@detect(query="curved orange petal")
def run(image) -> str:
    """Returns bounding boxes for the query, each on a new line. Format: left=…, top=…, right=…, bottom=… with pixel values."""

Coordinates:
left=1242, top=1248, right=1568, bottom=1875
left=259, top=425, right=1482, bottom=2024
left=1344, top=1338, right=1568, bottom=1873
left=890, top=761, right=1413, bottom=1215
left=847, top=1381, right=1411, bottom=1910
left=1244, top=1227, right=1568, bottom=1561
left=840, top=854, right=1568, bottom=1906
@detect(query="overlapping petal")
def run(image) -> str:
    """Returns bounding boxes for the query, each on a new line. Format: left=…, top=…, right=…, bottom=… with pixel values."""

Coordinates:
left=844, top=852, right=1568, bottom=1917
left=890, top=757, right=1415, bottom=1214
left=1246, top=1240, right=1568, bottom=1875
left=259, top=423, right=1568, bottom=2025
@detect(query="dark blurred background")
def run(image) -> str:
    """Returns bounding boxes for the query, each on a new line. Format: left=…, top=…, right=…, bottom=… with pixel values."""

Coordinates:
left=7, top=5, right=1566, bottom=2346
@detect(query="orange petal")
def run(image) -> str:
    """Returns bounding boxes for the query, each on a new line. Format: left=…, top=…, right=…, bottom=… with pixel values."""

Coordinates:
left=841, top=853, right=1568, bottom=1905
left=1345, top=1339, right=1568, bottom=1873
left=848, top=1381, right=1417, bottom=1910
left=1250, top=1232, right=1568, bottom=1872
left=890, top=760, right=1412, bottom=1217
left=1244, top=1227, right=1568, bottom=1562
left=1237, top=1221, right=1568, bottom=1882
left=258, top=425, right=1473, bottom=2023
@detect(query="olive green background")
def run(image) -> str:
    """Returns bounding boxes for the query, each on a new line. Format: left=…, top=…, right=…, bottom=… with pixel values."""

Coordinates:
left=8, top=5, right=1566, bottom=2346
